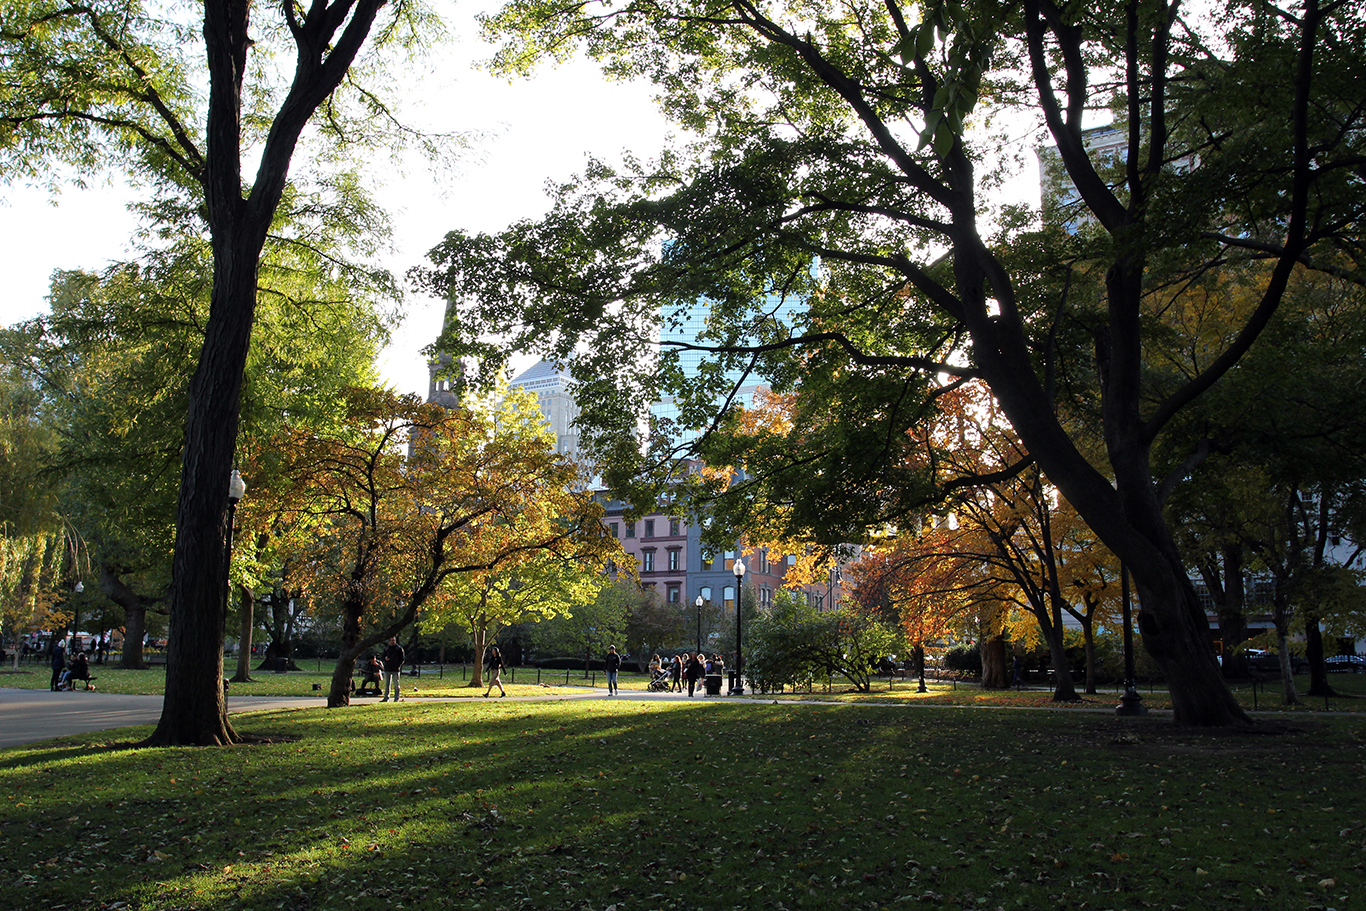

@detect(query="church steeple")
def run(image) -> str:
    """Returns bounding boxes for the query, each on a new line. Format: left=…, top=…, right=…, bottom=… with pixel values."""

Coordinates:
left=426, top=298, right=461, bottom=408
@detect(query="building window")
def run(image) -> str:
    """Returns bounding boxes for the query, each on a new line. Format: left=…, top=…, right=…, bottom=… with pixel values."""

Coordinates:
left=700, top=586, right=712, bottom=602
left=668, top=548, right=680, bottom=571
left=667, top=584, right=680, bottom=603
left=723, top=585, right=735, bottom=609
left=701, top=554, right=713, bottom=571
left=724, top=550, right=736, bottom=571
left=644, top=519, right=655, bottom=537
left=642, top=550, right=655, bottom=572
left=625, top=522, right=635, bottom=538
left=609, top=522, right=619, bottom=539
left=669, top=519, right=680, bottom=536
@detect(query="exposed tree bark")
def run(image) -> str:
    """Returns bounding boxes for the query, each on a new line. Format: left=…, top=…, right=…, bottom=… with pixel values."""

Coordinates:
left=1040, top=612, right=1078, bottom=702
left=256, top=593, right=302, bottom=671
left=469, top=606, right=490, bottom=689
left=99, top=564, right=158, bottom=670
left=980, top=633, right=1009, bottom=689
left=1203, top=545, right=1249, bottom=679
left=1304, top=619, right=1335, bottom=698
left=146, top=0, right=390, bottom=746
left=1079, top=613, right=1097, bottom=696
left=230, top=584, right=254, bottom=684
left=1270, top=590, right=1300, bottom=706
left=1011, top=0, right=1322, bottom=725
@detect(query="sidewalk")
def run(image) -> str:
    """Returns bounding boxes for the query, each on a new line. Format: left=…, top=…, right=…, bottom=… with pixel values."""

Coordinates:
left=0, top=686, right=759, bottom=749
left=0, top=689, right=323, bottom=749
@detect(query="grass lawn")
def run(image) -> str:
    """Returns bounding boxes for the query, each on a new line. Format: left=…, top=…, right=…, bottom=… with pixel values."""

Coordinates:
left=0, top=662, right=614, bottom=698
left=4, top=696, right=1365, bottom=911
left=8, top=660, right=1366, bottom=714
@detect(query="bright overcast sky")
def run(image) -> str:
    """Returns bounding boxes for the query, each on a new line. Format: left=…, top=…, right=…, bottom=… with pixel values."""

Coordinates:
left=0, top=2, right=1046, bottom=399
left=0, top=2, right=675, bottom=397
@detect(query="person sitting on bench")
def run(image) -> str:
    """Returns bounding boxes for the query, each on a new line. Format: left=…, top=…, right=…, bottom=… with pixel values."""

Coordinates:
left=61, top=652, right=94, bottom=690
left=355, top=655, right=383, bottom=696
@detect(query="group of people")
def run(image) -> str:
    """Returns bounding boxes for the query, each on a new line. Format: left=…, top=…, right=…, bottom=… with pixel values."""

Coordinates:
left=354, top=637, right=407, bottom=701
left=49, top=640, right=94, bottom=691
left=649, top=651, right=726, bottom=696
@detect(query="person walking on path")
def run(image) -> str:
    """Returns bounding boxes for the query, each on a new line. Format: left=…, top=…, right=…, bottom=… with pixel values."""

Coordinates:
left=671, top=654, right=683, bottom=692
left=684, top=651, right=702, bottom=697
left=605, top=645, right=621, bottom=695
left=380, top=636, right=405, bottom=702
left=50, top=639, right=66, bottom=692
left=483, top=645, right=507, bottom=697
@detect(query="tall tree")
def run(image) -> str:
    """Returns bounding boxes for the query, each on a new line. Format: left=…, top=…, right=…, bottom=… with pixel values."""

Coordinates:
left=269, top=386, right=621, bottom=707
left=1161, top=268, right=1366, bottom=697
left=2, top=218, right=390, bottom=671
left=420, top=0, right=1363, bottom=724
left=1, top=0, right=431, bottom=743
left=422, top=549, right=609, bottom=688
left=527, top=579, right=633, bottom=669
left=623, top=585, right=689, bottom=661
left=746, top=589, right=904, bottom=693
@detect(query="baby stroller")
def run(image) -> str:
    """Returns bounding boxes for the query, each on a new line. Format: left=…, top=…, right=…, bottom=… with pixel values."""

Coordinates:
left=648, top=666, right=671, bottom=692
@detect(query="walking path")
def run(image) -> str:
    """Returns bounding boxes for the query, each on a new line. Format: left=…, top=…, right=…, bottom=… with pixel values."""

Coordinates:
left=0, top=689, right=328, bottom=749
left=0, top=686, right=759, bottom=749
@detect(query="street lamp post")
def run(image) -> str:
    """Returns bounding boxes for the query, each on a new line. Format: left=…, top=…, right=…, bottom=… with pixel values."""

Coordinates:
left=695, top=595, right=704, bottom=655
left=223, top=469, right=246, bottom=699
left=1116, top=563, right=1147, bottom=716
left=732, top=559, right=746, bottom=695
left=225, top=469, right=246, bottom=615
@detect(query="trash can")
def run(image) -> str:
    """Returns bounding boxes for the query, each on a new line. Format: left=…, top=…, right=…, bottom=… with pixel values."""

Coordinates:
left=704, top=674, right=723, bottom=696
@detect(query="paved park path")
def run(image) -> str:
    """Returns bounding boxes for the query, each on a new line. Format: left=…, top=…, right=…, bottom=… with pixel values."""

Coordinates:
left=0, top=686, right=759, bottom=749
left=0, top=688, right=332, bottom=749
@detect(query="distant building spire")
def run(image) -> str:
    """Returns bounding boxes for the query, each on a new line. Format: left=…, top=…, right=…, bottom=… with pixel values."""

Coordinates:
left=427, top=298, right=461, bottom=408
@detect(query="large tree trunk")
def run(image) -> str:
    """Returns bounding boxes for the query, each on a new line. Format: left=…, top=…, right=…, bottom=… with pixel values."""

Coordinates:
left=1039, top=613, right=1078, bottom=702
left=1212, top=544, right=1249, bottom=678
left=1304, top=619, right=1335, bottom=697
left=121, top=606, right=148, bottom=670
left=99, top=565, right=154, bottom=669
left=144, top=222, right=263, bottom=745
left=964, top=286, right=1248, bottom=723
left=328, top=597, right=365, bottom=707
left=146, top=0, right=388, bottom=746
left=469, top=613, right=488, bottom=688
left=230, top=585, right=254, bottom=684
left=980, top=633, right=1008, bottom=688
left=1081, top=616, right=1097, bottom=696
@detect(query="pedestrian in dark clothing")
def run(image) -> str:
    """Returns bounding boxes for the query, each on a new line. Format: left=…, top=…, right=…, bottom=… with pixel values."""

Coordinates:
left=356, top=655, right=383, bottom=695
left=50, top=640, right=66, bottom=691
left=684, top=651, right=703, bottom=697
left=605, top=645, right=621, bottom=695
left=671, top=654, right=683, bottom=692
left=483, top=645, right=506, bottom=697
left=63, top=652, right=92, bottom=690
left=381, top=637, right=405, bottom=702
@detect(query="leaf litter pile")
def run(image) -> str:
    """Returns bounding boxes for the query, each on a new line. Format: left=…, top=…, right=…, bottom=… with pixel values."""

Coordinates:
left=4, top=702, right=1363, bottom=910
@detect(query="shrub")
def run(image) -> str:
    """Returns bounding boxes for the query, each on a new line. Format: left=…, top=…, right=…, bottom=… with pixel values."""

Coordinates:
left=943, top=643, right=982, bottom=675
